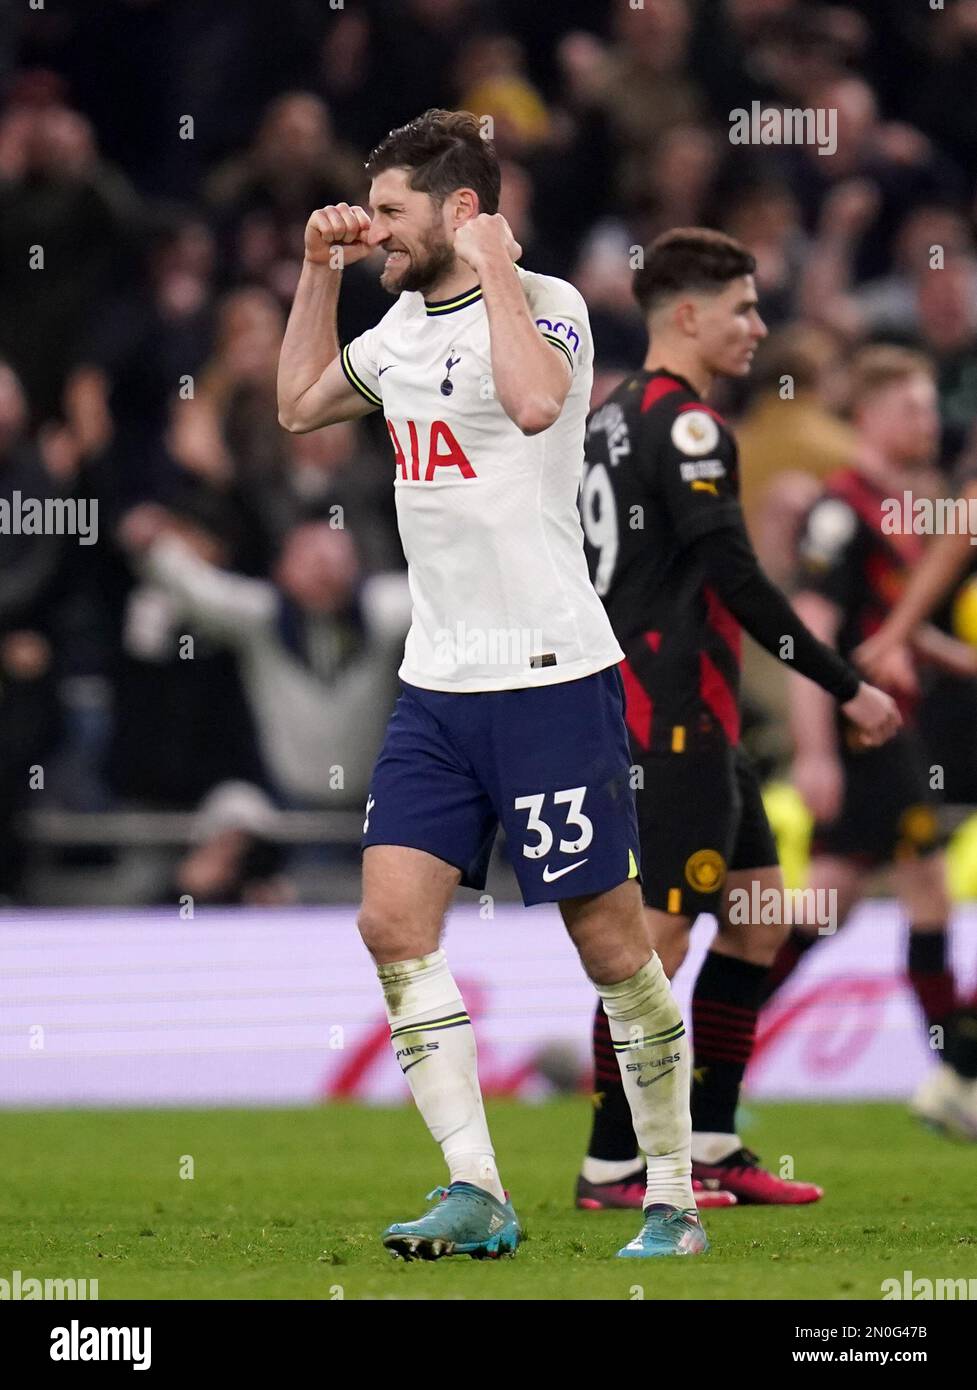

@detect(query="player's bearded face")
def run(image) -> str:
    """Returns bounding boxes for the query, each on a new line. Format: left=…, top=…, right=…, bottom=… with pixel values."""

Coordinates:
left=379, top=205, right=455, bottom=295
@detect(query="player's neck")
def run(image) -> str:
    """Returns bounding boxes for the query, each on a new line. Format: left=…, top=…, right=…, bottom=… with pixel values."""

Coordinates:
left=642, top=349, right=713, bottom=399
left=422, top=266, right=483, bottom=304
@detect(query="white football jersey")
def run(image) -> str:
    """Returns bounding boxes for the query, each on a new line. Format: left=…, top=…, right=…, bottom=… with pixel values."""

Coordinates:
left=340, top=265, right=624, bottom=692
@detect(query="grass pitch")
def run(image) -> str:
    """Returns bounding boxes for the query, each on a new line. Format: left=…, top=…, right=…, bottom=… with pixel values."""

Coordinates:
left=1, top=1100, right=974, bottom=1300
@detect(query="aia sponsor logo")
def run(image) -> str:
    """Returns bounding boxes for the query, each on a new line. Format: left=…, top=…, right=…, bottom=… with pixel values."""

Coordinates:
left=386, top=418, right=475, bottom=481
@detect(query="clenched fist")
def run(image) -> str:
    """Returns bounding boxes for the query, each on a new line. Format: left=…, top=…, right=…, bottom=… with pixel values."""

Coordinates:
left=304, top=202, right=373, bottom=268
left=454, top=213, right=522, bottom=273
left=840, top=680, right=902, bottom=748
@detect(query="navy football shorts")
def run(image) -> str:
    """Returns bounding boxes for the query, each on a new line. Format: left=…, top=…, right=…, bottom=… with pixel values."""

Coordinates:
left=361, top=666, right=641, bottom=906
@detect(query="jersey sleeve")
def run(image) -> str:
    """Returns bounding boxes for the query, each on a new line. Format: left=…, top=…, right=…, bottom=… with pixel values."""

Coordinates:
left=526, top=276, right=592, bottom=375
left=339, top=320, right=384, bottom=411
left=795, top=495, right=861, bottom=610
left=645, top=404, right=743, bottom=543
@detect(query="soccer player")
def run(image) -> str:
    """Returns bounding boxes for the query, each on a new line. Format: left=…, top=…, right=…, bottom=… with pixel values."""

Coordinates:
left=763, top=346, right=977, bottom=1140
left=277, top=111, right=707, bottom=1259
left=577, top=229, right=900, bottom=1210
left=855, top=475, right=977, bottom=692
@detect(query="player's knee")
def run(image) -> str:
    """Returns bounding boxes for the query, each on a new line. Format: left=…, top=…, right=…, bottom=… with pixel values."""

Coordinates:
left=356, top=903, right=424, bottom=963
left=572, top=915, right=654, bottom=985
left=719, top=917, right=788, bottom=966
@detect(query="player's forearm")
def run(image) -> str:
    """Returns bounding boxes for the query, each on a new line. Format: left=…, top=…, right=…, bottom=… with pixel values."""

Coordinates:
left=878, top=523, right=976, bottom=648
left=789, top=670, right=839, bottom=759
left=142, top=537, right=275, bottom=641
left=478, top=255, right=568, bottom=435
left=788, top=592, right=843, bottom=755
left=910, top=622, right=977, bottom=677
left=691, top=526, right=860, bottom=701
left=277, top=260, right=343, bottom=430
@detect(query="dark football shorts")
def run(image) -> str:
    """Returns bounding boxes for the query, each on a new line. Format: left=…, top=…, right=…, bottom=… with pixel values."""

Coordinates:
left=812, top=728, right=945, bottom=867
left=362, top=666, right=641, bottom=906
left=632, top=743, right=778, bottom=916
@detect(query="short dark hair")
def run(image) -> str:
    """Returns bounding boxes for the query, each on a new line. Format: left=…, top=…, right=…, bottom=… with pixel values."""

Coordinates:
left=365, top=109, right=500, bottom=215
left=633, top=228, right=756, bottom=316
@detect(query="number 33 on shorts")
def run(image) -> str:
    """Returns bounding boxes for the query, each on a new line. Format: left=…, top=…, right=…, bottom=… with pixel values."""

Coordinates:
left=514, top=787, right=593, bottom=865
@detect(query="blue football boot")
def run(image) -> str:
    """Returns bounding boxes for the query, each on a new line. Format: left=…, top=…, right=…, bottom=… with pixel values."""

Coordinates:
left=382, top=1182, right=521, bottom=1261
left=617, top=1203, right=710, bottom=1257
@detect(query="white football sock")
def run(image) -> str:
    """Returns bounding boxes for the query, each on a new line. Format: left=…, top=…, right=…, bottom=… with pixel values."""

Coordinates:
left=581, top=1156, right=645, bottom=1184
left=691, top=1131, right=741, bottom=1165
left=595, top=956, right=694, bottom=1212
left=377, top=948, right=505, bottom=1203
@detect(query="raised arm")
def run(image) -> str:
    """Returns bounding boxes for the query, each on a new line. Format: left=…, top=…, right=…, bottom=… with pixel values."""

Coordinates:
left=277, top=204, right=379, bottom=433
left=454, top=214, right=572, bottom=436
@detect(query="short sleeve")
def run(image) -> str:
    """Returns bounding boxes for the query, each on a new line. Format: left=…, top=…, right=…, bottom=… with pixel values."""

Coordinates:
left=795, top=495, right=861, bottom=609
left=650, top=404, right=742, bottom=543
left=526, top=275, right=592, bottom=375
left=340, top=321, right=384, bottom=411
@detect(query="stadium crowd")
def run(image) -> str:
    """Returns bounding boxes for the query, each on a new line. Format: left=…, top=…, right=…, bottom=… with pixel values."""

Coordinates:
left=2, top=0, right=977, bottom=903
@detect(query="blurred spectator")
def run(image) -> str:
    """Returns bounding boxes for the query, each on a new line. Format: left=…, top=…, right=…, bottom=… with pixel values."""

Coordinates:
left=597, top=0, right=705, bottom=211
left=497, top=159, right=563, bottom=279
left=719, top=179, right=808, bottom=329
left=633, top=124, right=722, bottom=244
left=785, top=75, right=964, bottom=279
left=909, top=0, right=977, bottom=171
left=120, top=511, right=411, bottom=807
left=170, top=781, right=293, bottom=907
left=736, top=325, right=856, bottom=582
left=689, top=1, right=864, bottom=122
left=106, top=502, right=270, bottom=809
left=0, top=98, right=142, bottom=420
left=64, top=209, right=216, bottom=517
left=912, top=253, right=977, bottom=465
left=457, top=34, right=551, bottom=159
left=854, top=204, right=976, bottom=339
left=571, top=224, right=648, bottom=405
left=0, top=361, right=75, bottom=895
left=205, top=92, right=365, bottom=304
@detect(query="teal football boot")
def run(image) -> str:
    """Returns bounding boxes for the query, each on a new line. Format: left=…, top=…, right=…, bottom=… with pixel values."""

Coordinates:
left=382, top=1182, right=521, bottom=1261
left=617, top=1204, right=710, bottom=1258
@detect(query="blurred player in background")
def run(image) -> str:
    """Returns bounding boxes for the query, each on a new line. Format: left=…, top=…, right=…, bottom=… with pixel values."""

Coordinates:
left=577, top=229, right=900, bottom=1212
left=278, top=111, right=708, bottom=1260
left=762, top=346, right=977, bottom=1140
left=856, top=473, right=977, bottom=691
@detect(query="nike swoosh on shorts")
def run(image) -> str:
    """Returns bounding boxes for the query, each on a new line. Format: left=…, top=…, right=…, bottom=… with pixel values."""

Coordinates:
left=541, top=859, right=590, bottom=883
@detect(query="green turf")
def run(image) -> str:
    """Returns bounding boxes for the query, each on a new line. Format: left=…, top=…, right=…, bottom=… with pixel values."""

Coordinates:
left=1, top=1100, right=974, bottom=1300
